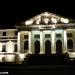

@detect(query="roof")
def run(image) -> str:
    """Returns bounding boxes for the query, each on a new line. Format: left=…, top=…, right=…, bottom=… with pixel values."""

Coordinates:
left=16, top=12, right=75, bottom=26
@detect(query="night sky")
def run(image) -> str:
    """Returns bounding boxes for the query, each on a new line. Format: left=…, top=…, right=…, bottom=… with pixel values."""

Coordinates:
left=0, top=0, right=75, bottom=28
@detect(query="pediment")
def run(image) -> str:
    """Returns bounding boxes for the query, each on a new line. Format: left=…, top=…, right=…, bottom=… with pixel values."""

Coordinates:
left=24, top=12, right=74, bottom=26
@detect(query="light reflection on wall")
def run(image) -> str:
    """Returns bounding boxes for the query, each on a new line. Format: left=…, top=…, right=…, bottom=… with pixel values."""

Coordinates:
left=6, top=41, right=14, bottom=52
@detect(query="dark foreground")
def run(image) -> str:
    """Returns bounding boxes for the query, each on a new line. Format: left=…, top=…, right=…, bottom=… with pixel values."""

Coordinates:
left=0, top=64, right=75, bottom=75
left=0, top=54, right=75, bottom=75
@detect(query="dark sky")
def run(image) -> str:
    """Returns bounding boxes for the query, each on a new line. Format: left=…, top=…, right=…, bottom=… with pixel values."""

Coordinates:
left=0, top=0, right=75, bottom=28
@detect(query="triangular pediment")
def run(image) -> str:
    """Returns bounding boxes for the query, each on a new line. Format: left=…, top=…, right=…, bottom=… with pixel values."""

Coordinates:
left=24, top=12, right=74, bottom=26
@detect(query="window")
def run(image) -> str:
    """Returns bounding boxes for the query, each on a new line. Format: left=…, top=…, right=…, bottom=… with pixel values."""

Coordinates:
left=24, top=41, right=28, bottom=50
left=3, top=32, right=6, bottom=36
left=45, top=34, right=51, bottom=38
left=24, top=35, right=28, bottom=39
left=15, top=31, right=17, bottom=35
left=45, top=40, right=51, bottom=54
left=14, top=44, right=17, bottom=52
left=35, top=35, right=40, bottom=38
left=67, top=33, right=72, bottom=37
left=56, top=40, right=62, bottom=54
left=34, top=40, right=40, bottom=54
left=2, top=45, right=6, bottom=52
left=56, top=34, right=61, bottom=37
left=67, top=39, right=73, bottom=49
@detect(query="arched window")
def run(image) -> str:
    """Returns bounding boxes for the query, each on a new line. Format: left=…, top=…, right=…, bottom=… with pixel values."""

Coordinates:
left=24, top=41, right=28, bottom=50
left=67, top=39, right=73, bottom=49
left=34, top=40, right=40, bottom=54
left=56, top=40, right=62, bottom=54
left=2, top=45, right=6, bottom=52
left=45, top=40, right=51, bottom=55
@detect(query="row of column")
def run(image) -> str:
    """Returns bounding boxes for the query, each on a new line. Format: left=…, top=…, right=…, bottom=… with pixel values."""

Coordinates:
left=17, top=30, right=67, bottom=54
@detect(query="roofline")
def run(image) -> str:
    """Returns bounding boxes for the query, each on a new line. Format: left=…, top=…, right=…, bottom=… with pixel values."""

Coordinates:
left=0, top=29, right=17, bottom=31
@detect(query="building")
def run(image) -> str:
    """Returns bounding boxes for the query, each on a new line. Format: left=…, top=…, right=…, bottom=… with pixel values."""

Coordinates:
left=0, top=12, right=75, bottom=64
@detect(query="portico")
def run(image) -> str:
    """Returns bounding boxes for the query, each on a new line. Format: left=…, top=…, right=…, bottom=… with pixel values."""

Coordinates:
left=17, top=28, right=68, bottom=55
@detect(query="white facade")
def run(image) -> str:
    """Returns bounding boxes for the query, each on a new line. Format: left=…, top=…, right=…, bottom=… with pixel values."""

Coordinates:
left=0, top=12, right=75, bottom=64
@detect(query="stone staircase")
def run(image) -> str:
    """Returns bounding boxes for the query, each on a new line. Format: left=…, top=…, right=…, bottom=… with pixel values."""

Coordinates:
left=22, top=54, right=69, bottom=65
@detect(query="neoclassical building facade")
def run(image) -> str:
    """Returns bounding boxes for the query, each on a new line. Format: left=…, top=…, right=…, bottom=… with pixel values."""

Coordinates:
left=0, top=12, right=75, bottom=63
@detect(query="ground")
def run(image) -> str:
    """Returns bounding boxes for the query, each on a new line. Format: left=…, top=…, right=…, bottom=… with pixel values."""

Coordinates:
left=0, top=54, right=75, bottom=74
left=0, top=64, right=75, bottom=75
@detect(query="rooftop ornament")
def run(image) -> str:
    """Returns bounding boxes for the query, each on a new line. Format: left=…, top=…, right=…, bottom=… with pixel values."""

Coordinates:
left=44, top=18, right=49, bottom=24
left=44, top=12, right=50, bottom=17
left=61, top=18, right=69, bottom=23
left=51, top=18, right=57, bottom=24
left=25, top=20, right=33, bottom=25
left=35, top=16, right=41, bottom=24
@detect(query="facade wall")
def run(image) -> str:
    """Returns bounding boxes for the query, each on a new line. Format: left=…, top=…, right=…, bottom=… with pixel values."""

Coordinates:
left=0, top=29, right=17, bottom=62
left=0, top=28, right=75, bottom=63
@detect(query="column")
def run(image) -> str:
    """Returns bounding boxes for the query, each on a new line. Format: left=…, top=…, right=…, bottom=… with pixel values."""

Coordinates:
left=0, top=42, right=2, bottom=52
left=28, top=31, right=32, bottom=54
left=17, top=32, right=21, bottom=52
left=40, top=31, right=44, bottom=54
left=63, top=30, right=67, bottom=53
left=51, top=30, right=56, bottom=54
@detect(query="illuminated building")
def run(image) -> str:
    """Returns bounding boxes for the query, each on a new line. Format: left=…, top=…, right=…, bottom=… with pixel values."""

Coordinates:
left=0, top=12, right=75, bottom=64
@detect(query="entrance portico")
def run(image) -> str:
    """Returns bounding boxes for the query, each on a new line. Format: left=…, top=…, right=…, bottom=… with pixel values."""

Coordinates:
left=17, top=29, right=67, bottom=55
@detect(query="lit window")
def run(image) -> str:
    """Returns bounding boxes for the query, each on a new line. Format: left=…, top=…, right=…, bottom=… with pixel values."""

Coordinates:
left=56, top=34, right=61, bottom=37
left=3, top=32, right=6, bottom=36
left=45, top=34, right=51, bottom=38
left=35, top=35, right=40, bottom=38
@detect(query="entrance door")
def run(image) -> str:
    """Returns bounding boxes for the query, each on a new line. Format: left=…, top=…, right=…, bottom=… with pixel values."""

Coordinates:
left=45, top=40, right=51, bottom=55
left=34, top=40, right=40, bottom=54
left=56, top=40, right=62, bottom=54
